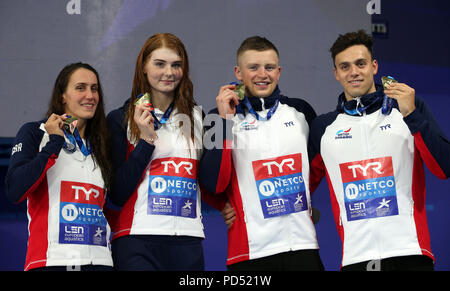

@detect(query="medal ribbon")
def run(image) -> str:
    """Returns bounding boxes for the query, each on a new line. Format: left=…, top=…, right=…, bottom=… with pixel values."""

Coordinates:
left=342, top=94, right=393, bottom=116
left=63, top=128, right=92, bottom=156
left=150, top=102, right=174, bottom=130
left=381, top=95, right=393, bottom=115
left=242, top=97, right=279, bottom=121
left=229, top=81, right=279, bottom=120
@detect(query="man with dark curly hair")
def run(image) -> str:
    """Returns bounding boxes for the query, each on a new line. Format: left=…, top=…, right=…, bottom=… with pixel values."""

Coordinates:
left=308, top=30, right=450, bottom=271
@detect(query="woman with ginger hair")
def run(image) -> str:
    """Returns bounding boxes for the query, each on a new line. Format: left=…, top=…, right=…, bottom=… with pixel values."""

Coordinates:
left=107, top=33, right=207, bottom=271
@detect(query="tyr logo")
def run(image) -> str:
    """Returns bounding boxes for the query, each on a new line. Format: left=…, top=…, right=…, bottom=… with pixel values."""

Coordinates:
left=71, top=186, right=100, bottom=201
left=262, top=158, right=295, bottom=175
left=340, top=157, right=393, bottom=184
left=347, top=162, right=383, bottom=178
left=60, top=181, right=105, bottom=205
left=161, top=160, right=193, bottom=175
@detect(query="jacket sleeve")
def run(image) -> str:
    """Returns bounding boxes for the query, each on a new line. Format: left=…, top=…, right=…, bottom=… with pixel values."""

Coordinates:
left=199, top=184, right=227, bottom=211
left=284, top=96, right=317, bottom=127
left=308, top=117, right=327, bottom=194
left=5, top=122, right=64, bottom=204
left=107, top=108, right=155, bottom=206
left=198, top=108, right=234, bottom=194
left=403, top=96, right=450, bottom=179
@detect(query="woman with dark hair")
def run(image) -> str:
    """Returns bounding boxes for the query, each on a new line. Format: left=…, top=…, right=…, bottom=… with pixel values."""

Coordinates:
left=5, top=62, right=114, bottom=271
left=107, top=33, right=207, bottom=271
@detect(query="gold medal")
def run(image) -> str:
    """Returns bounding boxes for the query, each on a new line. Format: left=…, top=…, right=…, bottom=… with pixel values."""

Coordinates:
left=234, top=84, right=246, bottom=100
left=382, top=76, right=397, bottom=89
left=134, top=92, right=152, bottom=106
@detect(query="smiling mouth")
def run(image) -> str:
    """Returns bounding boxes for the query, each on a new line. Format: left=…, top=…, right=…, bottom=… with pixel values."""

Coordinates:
left=254, top=82, right=270, bottom=87
left=81, top=103, right=96, bottom=109
left=349, top=79, right=363, bottom=85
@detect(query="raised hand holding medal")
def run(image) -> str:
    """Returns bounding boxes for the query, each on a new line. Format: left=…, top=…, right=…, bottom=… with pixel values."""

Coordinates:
left=134, top=93, right=158, bottom=145
left=382, top=75, right=416, bottom=117
left=216, top=84, right=240, bottom=119
left=44, top=113, right=67, bottom=137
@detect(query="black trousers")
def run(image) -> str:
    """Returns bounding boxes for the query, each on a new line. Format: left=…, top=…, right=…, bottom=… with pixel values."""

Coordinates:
left=227, top=249, right=324, bottom=271
left=112, top=234, right=205, bottom=271
left=341, top=255, right=434, bottom=271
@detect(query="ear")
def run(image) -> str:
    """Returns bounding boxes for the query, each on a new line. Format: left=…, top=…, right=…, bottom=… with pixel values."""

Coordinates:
left=333, top=67, right=339, bottom=81
left=234, top=66, right=242, bottom=81
left=61, top=93, right=67, bottom=105
left=372, top=59, right=378, bottom=75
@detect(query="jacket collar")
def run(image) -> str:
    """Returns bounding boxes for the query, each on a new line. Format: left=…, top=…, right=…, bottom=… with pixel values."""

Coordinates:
left=337, top=84, right=385, bottom=115
left=242, top=86, right=281, bottom=111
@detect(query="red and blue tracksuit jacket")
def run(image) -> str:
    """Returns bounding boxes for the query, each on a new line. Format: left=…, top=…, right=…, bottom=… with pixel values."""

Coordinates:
left=308, top=85, right=450, bottom=267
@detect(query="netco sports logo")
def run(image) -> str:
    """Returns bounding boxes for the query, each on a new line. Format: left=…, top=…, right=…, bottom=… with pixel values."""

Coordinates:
left=339, top=157, right=398, bottom=221
left=59, top=181, right=107, bottom=246
left=148, top=157, right=198, bottom=218
left=252, top=153, right=307, bottom=219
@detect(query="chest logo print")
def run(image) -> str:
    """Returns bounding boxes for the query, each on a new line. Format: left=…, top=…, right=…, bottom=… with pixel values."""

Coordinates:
left=335, top=128, right=352, bottom=139
left=339, top=157, right=399, bottom=221
left=252, top=153, right=307, bottom=219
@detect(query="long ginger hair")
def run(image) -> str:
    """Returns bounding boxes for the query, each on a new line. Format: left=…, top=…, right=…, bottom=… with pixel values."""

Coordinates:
left=126, top=33, right=196, bottom=145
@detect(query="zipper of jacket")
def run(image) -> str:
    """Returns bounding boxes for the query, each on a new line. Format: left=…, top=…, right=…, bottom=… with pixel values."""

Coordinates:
left=81, top=152, right=94, bottom=265
left=362, top=110, right=382, bottom=262
left=174, top=216, right=178, bottom=235
left=174, top=192, right=179, bottom=235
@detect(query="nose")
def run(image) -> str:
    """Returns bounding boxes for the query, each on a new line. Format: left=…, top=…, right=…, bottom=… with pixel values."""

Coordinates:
left=84, top=87, right=98, bottom=101
left=164, top=65, right=175, bottom=76
left=256, top=67, right=268, bottom=79
left=85, top=88, right=94, bottom=99
left=349, top=64, right=360, bottom=77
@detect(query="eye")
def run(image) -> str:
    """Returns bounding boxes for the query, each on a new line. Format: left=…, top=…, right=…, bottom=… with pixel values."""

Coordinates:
left=340, top=64, right=349, bottom=71
left=356, top=60, right=367, bottom=68
left=172, top=62, right=182, bottom=69
left=91, top=85, right=98, bottom=92
left=265, top=65, right=276, bottom=71
left=76, top=84, right=86, bottom=91
left=154, top=62, right=165, bottom=68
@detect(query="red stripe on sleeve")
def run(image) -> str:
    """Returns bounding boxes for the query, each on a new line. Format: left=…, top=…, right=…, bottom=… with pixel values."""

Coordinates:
left=414, top=132, right=446, bottom=180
